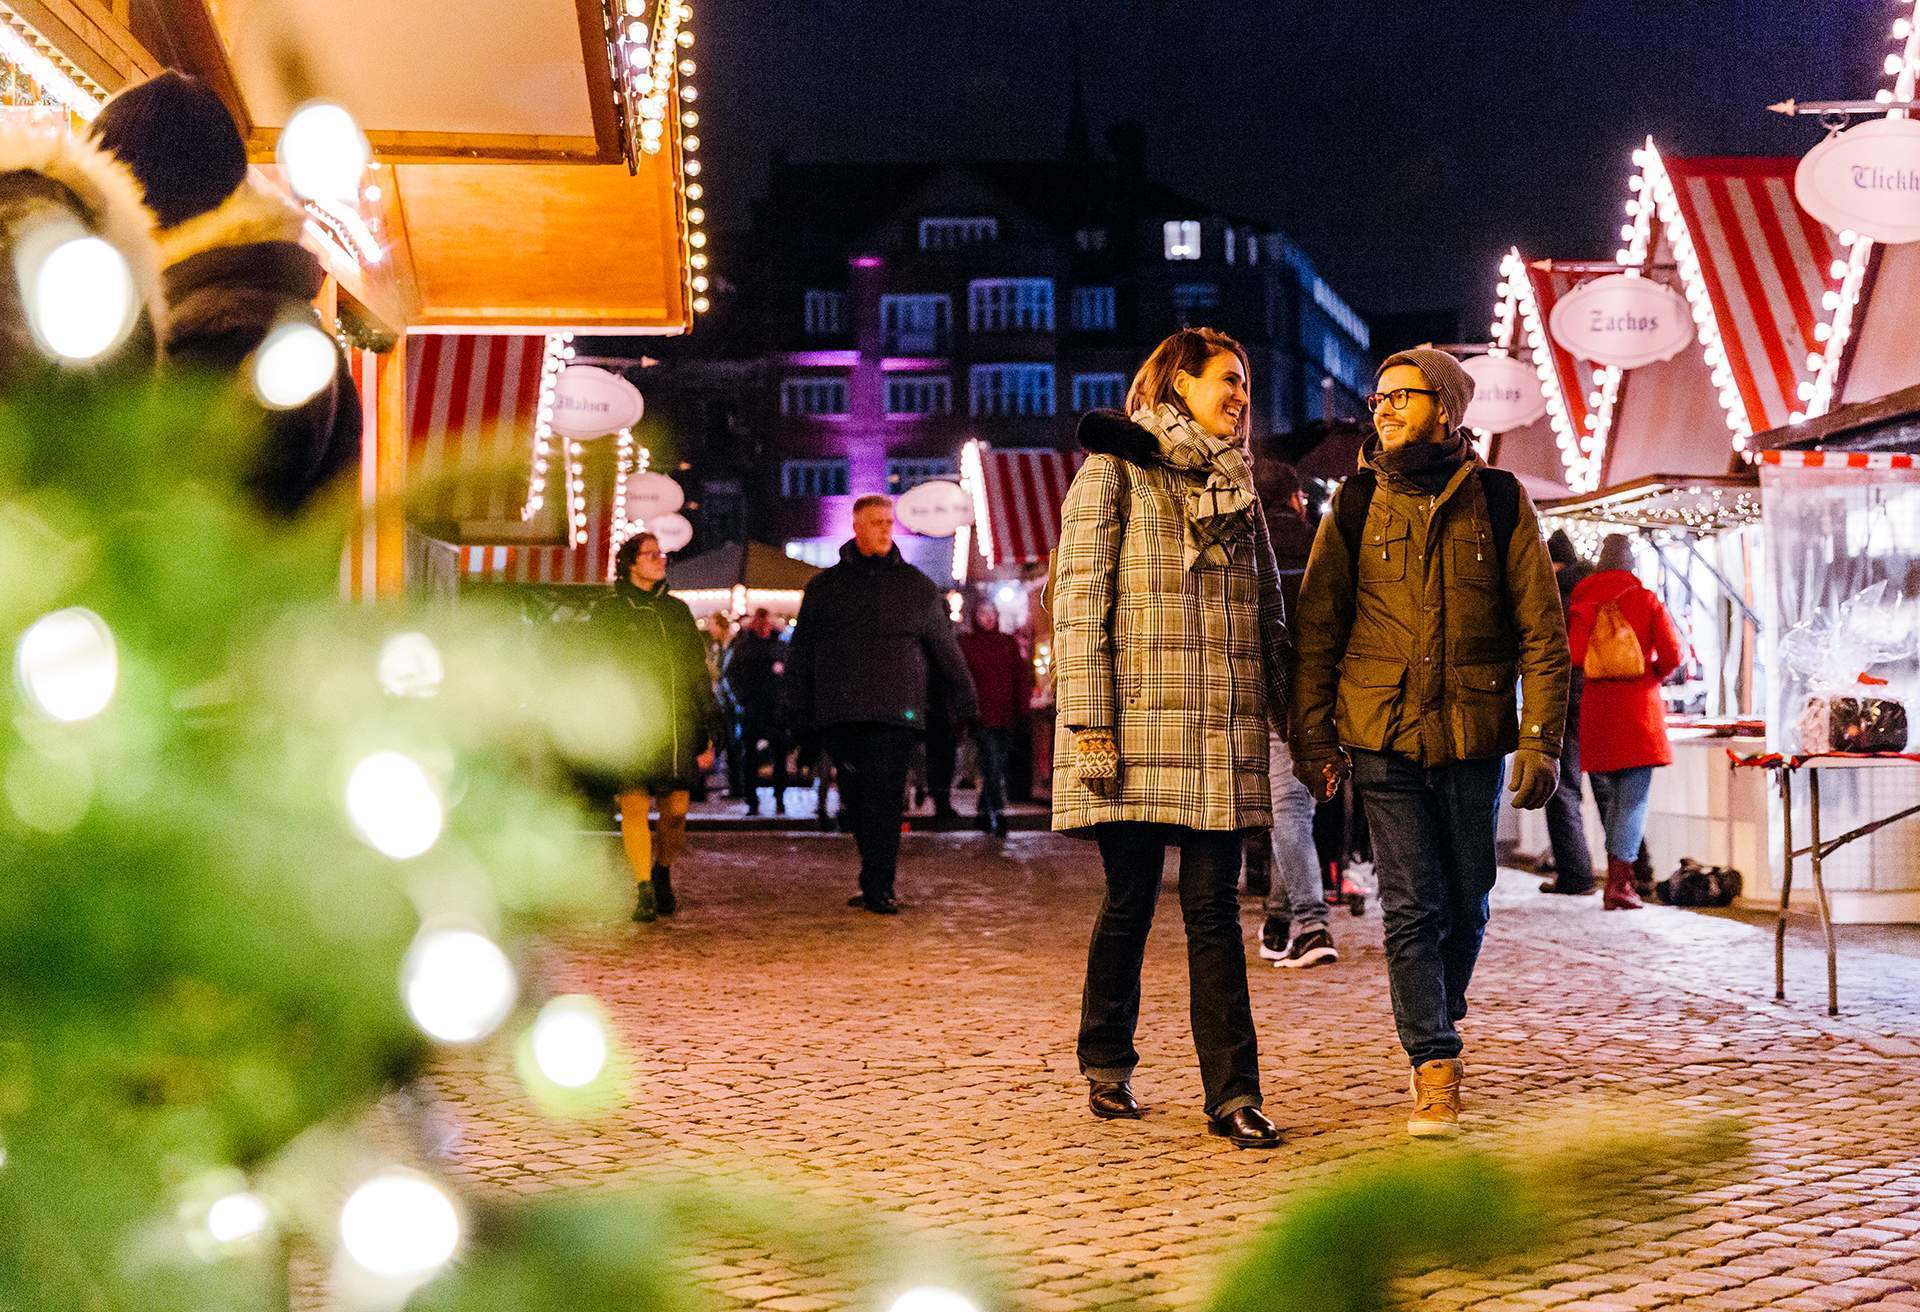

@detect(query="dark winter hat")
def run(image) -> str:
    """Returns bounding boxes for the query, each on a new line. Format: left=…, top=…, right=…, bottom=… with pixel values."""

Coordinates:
left=1547, top=529, right=1580, bottom=567
left=1597, top=533, right=1635, bottom=574
left=90, top=71, right=247, bottom=229
left=1378, top=347, right=1473, bottom=432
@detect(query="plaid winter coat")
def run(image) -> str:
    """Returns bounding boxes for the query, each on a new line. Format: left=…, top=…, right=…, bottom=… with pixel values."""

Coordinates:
left=1050, top=411, right=1290, bottom=834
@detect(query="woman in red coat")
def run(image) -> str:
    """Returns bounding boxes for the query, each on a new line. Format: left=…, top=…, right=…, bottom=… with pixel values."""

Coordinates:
left=1566, top=535, right=1684, bottom=911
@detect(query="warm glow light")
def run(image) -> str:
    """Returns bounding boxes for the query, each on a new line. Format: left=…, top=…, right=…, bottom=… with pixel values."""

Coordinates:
left=24, top=233, right=137, bottom=363
left=339, top=1172, right=460, bottom=1278
left=206, top=1192, right=270, bottom=1244
left=16, top=608, right=117, bottom=721
left=402, top=926, right=517, bottom=1044
left=889, top=1289, right=980, bottom=1312
left=530, top=996, right=609, bottom=1088
left=378, top=632, right=444, bottom=699
left=279, top=101, right=371, bottom=203
left=251, top=319, right=337, bottom=409
left=345, top=753, right=443, bottom=860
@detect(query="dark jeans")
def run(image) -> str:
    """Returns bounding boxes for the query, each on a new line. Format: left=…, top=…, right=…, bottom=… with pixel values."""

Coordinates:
left=1352, top=750, right=1505, bottom=1067
left=737, top=711, right=789, bottom=806
left=1544, top=672, right=1595, bottom=891
left=975, top=727, right=1011, bottom=816
left=926, top=713, right=956, bottom=810
left=824, top=724, right=918, bottom=900
left=1077, top=822, right=1261, bottom=1118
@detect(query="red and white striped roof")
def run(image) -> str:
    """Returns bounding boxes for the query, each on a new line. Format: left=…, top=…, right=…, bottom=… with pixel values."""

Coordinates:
left=1759, top=449, right=1917, bottom=470
left=1525, top=262, right=1605, bottom=454
left=971, top=446, right=1081, bottom=570
left=406, top=333, right=549, bottom=524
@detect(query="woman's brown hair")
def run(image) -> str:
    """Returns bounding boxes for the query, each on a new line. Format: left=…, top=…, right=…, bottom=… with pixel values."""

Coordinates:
left=1125, top=327, right=1252, bottom=442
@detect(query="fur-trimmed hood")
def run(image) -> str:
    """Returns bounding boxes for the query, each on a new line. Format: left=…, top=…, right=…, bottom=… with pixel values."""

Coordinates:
left=156, top=176, right=305, bottom=269
left=158, top=177, right=323, bottom=356
left=0, top=121, right=166, bottom=343
left=1076, top=409, right=1159, bottom=467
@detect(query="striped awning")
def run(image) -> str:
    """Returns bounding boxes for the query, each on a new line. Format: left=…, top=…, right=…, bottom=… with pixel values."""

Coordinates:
left=972, top=446, right=1082, bottom=569
left=1525, top=262, right=1604, bottom=447
left=406, top=332, right=548, bottom=525
left=1759, top=449, right=1917, bottom=470
left=1661, top=156, right=1839, bottom=434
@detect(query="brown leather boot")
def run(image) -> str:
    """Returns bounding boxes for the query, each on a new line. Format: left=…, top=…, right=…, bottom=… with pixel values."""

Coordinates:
left=1408, top=1059, right=1463, bottom=1137
left=1603, top=856, right=1643, bottom=911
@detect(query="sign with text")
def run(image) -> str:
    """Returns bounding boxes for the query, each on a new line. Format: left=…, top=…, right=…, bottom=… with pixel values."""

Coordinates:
left=1548, top=274, right=1693, bottom=369
left=551, top=365, right=644, bottom=438
left=622, top=471, right=684, bottom=520
left=1461, top=353, right=1547, bottom=433
left=895, top=479, right=973, bottom=538
left=1797, top=117, right=1920, bottom=245
left=644, top=512, right=694, bottom=553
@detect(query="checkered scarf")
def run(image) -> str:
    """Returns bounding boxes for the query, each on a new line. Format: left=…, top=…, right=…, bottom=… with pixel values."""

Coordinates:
left=1132, top=403, right=1256, bottom=571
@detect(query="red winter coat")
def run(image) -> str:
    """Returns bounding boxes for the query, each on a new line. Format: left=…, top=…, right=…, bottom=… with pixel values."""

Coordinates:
left=958, top=629, right=1031, bottom=730
left=1567, top=570, right=1683, bottom=774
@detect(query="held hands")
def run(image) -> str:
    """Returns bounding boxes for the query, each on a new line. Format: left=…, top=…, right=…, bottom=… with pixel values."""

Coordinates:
left=1292, top=748, right=1351, bottom=802
left=1074, top=728, right=1120, bottom=798
left=1508, top=748, right=1558, bottom=810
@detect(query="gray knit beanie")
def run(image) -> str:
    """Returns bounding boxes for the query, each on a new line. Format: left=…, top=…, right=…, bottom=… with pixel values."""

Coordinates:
left=1378, top=348, right=1473, bottom=432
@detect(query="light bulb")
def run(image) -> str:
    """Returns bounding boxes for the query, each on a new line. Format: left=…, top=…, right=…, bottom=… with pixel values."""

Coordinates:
left=403, top=926, right=517, bottom=1043
left=206, top=1192, right=270, bottom=1244
left=889, top=1289, right=980, bottom=1312
left=378, top=631, right=444, bottom=699
left=252, top=318, right=337, bottom=409
left=279, top=101, right=371, bottom=202
left=345, top=752, right=443, bottom=859
left=339, top=1172, right=460, bottom=1278
left=530, top=996, right=609, bottom=1087
left=16, top=608, right=116, bottom=721
left=25, top=233, right=137, bottom=363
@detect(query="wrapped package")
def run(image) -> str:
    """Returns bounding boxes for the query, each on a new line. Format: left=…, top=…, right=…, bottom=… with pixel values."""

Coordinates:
left=1779, top=581, right=1916, bottom=755
left=1794, top=694, right=1909, bottom=755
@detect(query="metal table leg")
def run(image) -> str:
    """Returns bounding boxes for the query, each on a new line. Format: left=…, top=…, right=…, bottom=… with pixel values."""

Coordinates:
left=1808, top=767, right=1839, bottom=1017
left=1776, top=767, right=1793, bottom=1002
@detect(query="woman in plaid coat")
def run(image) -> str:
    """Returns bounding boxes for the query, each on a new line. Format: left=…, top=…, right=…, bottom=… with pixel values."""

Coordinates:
left=1051, top=328, right=1290, bottom=1149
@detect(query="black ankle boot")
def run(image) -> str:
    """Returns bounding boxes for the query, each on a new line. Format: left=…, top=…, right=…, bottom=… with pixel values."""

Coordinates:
left=653, top=865, right=676, bottom=916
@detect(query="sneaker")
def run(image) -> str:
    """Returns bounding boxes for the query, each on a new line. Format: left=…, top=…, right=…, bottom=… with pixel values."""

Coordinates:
left=1257, top=915, right=1290, bottom=961
left=1407, top=1059, right=1463, bottom=1138
left=1275, top=927, right=1338, bottom=969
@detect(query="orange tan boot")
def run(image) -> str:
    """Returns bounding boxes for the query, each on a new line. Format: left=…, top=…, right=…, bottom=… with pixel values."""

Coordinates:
left=1408, top=1058, right=1463, bottom=1138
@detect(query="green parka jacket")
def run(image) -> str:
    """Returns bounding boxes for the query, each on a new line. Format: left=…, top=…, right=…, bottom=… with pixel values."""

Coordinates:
left=1289, top=438, right=1569, bottom=767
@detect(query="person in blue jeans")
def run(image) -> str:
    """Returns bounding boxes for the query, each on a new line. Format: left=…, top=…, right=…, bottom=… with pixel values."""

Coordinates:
left=1258, top=732, right=1338, bottom=967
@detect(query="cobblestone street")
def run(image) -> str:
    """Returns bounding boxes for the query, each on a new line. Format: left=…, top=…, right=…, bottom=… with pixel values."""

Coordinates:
left=421, top=831, right=1920, bottom=1312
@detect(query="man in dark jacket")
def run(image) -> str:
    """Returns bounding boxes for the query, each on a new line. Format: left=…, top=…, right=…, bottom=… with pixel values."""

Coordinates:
left=91, top=72, right=360, bottom=517
left=787, top=495, right=978, bottom=914
left=1292, top=348, right=1568, bottom=1138
left=723, top=608, right=790, bottom=816
left=1539, top=531, right=1597, bottom=896
left=957, top=601, right=1031, bottom=837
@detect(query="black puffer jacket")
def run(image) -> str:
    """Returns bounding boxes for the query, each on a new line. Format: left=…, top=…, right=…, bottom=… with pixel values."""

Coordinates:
left=585, top=578, right=719, bottom=790
left=786, top=541, right=977, bottom=734
left=722, top=629, right=785, bottom=718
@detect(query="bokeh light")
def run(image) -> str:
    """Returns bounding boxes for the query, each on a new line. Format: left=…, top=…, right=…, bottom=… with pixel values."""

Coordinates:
left=339, top=1171, right=460, bottom=1278
left=530, top=995, right=609, bottom=1088
left=205, top=1191, right=270, bottom=1245
left=279, top=101, right=371, bottom=202
left=378, top=631, right=445, bottom=699
left=890, top=1288, right=981, bottom=1312
left=16, top=607, right=117, bottom=721
left=26, top=234, right=138, bottom=362
left=252, top=319, right=338, bottom=410
left=345, top=752, right=443, bottom=859
left=402, top=925, right=517, bottom=1044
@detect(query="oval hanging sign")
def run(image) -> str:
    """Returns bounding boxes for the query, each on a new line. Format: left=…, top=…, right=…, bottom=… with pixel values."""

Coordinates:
left=623, top=471, right=684, bottom=519
left=894, top=479, right=973, bottom=539
left=552, top=365, right=644, bottom=438
left=1796, top=117, right=1920, bottom=245
left=1461, top=353, right=1547, bottom=434
left=1547, top=274, right=1693, bottom=369
left=645, top=512, right=694, bottom=554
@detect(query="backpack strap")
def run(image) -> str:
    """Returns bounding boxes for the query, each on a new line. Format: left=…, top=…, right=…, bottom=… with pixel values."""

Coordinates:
left=1333, top=469, right=1377, bottom=565
left=1477, top=466, right=1521, bottom=565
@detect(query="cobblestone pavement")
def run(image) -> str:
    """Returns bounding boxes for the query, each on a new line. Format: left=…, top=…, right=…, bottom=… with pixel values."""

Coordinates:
left=420, top=831, right=1920, bottom=1312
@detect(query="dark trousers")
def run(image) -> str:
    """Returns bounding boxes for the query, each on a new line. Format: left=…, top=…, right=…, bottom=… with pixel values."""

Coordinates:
left=1352, top=750, right=1505, bottom=1067
left=1544, top=672, right=1595, bottom=891
left=926, top=714, right=956, bottom=810
left=824, top=724, right=918, bottom=900
left=1077, top=822, right=1261, bottom=1118
left=974, top=727, right=1011, bottom=816
left=737, top=712, right=789, bottom=807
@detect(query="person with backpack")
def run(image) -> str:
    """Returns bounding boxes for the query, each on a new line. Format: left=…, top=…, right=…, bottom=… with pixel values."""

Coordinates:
left=1566, top=534, right=1683, bottom=912
left=1291, top=348, right=1568, bottom=1138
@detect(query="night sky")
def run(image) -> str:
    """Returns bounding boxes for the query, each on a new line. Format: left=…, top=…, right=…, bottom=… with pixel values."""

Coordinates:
left=695, top=1, right=1891, bottom=326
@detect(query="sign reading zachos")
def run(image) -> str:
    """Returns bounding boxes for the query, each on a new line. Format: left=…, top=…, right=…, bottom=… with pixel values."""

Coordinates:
left=1797, top=118, right=1920, bottom=245
left=552, top=365, right=645, bottom=438
left=1548, top=274, right=1693, bottom=369
left=894, top=479, right=973, bottom=538
left=1461, top=353, right=1547, bottom=433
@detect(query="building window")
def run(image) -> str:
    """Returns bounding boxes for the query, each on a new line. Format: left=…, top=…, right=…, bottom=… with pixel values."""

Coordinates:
left=970, top=364, right=1056, bottom=417
left=885, top=375, right=953, bottom=416
left=780, top=459, right=851, bottom=498
left=804, top=290, right=845, bottom=335
left=1070, top=286, right=1116, bottom=332
left=1173, top=282, right=1220, bottom=316
left=886, top=457, right=958, bottom=489
left=780, top=377, right=850, bottom=416
left=1075, top=226, right=1108, bottom=252
left=919, top=216, right=999, bottom=250
left=1072, top=372, right=1127, bottom=413
left=1313, top=277, right=1371, bottom=348
left=879, top=293, right=952, bottom=353
left=1224, top=227, right=1236, bottom=266
left=967, top=278, right=1055, bottom=332
left=1247, top=232, right=1260, bottom=266
left=1163, top=219, right=1202, bottom=261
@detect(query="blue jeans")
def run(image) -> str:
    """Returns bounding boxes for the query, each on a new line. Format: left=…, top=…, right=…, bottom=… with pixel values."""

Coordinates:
left=1544, top=673, right=1595, bottom=890
left=974, top=726, right=1011, bottom=815
left=1264, top=732, right=1328, bottom=931
left=1589, top=766, right=1654, bottom=863
left=1351, top=750, right=1505, bottom=1067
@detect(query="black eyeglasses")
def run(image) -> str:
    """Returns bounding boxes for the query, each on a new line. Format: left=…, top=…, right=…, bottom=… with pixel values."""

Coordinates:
left=1365, top=387, right=1440, bottom=414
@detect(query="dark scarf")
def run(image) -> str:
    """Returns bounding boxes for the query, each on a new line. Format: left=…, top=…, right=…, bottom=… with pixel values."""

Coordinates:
left=1373, top=428, right=1472, bottom=494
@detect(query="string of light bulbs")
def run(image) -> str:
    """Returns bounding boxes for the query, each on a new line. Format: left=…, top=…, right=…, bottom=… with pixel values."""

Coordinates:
left=613, top=0, right=711, bottom=319
left=0, top=11, right=102, bottom=120
left=605, top=430, right=654, bottom=581
left=521, top=335, right=576, bottom=526
left=1497, top=251, right=1604, bottom=493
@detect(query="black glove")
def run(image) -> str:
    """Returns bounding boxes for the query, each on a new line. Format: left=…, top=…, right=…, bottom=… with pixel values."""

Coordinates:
left=1508, top=748, right=1558, bottom=811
